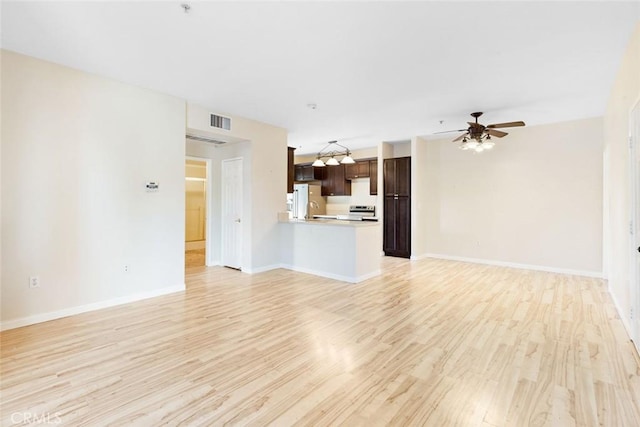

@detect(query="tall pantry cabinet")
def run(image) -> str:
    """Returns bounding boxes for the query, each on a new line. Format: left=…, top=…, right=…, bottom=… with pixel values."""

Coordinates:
left=383, top=157, right=411, bottom=258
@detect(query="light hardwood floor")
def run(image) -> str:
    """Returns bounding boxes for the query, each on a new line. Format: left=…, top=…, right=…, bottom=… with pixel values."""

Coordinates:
left=2, top=258, right=639, bottom=426
left=185, top=249, right=206, bottom=268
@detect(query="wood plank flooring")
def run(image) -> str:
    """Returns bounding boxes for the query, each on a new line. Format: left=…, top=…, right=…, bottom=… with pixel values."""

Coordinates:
left=185, top=249, right=206, bottom=268
left=1, top=258, right=639, bottom=426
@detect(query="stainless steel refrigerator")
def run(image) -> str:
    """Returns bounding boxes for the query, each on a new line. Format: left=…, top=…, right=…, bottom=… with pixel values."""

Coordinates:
left=292, top=183, right=326, bottom=219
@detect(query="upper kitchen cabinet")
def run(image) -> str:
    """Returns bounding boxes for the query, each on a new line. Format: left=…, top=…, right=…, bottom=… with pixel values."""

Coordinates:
left=294, top=163, right=325, bottom=182
left=322, top=164, right=352, bottom=196
left=345, top=160, right=370, bottom=179
left=287, top=147, right=295, bottom=193
left=383, top=156, right=410, bottom=197
left=369, top=159, right=378, bottom=195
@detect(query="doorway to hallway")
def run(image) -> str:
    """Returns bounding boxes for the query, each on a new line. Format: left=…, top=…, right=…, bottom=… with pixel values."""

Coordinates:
left=185, top=158, right=208, bottom=268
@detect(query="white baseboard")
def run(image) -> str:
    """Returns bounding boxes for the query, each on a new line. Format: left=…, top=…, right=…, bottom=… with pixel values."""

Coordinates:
left=243, top=264, right=282, bottom=274
left=355, top=270, right=382, bottom=283
left=279, top=264, right=380, bottom=284
left=237, top=263, right=380, bottom=284
left=608, top=286, right=633, bottom=338
left=416, top=253, right=603, bottom=278
left=0, top=284, right=185, bottom=331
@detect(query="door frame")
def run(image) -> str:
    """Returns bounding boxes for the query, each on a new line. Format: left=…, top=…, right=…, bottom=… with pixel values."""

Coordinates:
left=221, top=157, right=243, bottom=270
left=629, top=99, right=640, bottom=350
left=186, top=156, right=214, bottom=266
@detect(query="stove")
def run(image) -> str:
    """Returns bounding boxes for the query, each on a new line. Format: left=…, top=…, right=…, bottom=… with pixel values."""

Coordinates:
left=313, top=206, right=377, bottom=221
left=348, top=205, right=376, bottom=221
left=349, top=205, right=375, bottom=216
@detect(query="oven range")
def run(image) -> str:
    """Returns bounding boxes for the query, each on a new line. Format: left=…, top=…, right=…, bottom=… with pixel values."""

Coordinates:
left=313, top=205, right=377, bottom=221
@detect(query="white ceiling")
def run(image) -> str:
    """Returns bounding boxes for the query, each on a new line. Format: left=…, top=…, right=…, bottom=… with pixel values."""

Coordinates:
left=2, top=1, right=638, bottom=154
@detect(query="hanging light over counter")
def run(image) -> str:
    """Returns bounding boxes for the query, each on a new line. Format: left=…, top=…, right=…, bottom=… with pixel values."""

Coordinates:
left=311, top=141, right=355, bottom=167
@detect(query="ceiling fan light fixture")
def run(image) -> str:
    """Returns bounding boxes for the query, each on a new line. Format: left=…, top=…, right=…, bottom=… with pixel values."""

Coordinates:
left=444, top=112, right=526, bottom=153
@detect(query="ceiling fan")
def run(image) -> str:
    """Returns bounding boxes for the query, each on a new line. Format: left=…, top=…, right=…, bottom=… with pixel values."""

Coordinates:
left=437, top=112, right=525, bottom=152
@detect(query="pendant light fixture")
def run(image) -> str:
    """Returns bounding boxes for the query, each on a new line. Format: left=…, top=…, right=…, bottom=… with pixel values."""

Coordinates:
left=312, top=141, right=355, bottom=167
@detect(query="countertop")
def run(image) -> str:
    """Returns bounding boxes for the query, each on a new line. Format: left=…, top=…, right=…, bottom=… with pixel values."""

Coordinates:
left=313, top=214, right=379, bottom=221
left=279, top=218, right=380, bottom=227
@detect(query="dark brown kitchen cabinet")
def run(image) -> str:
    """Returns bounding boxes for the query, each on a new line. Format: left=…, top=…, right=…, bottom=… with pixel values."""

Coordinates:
left=369, top=159, right=378, bottom=195
left=384, top=156, right=410, bottom=197
left=287, top=147, right=295, bottom=193
left=345, top=160, right=370, bottom=179
left=384, top=195, right=411, bottom=258
left=294, top=163, right=325, bottom=182
left=383, top=157, right=411, bottom=258
left=321, top=164, right=352, bottom=196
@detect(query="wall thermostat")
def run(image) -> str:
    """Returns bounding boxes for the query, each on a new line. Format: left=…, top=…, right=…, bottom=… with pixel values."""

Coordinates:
left=145, top=181, right=159, bottom=192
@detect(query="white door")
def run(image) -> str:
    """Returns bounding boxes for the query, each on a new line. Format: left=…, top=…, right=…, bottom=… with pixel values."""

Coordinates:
left=631, top=100, right=640, bottom=351
left=222, top=158, right=243, bottom=269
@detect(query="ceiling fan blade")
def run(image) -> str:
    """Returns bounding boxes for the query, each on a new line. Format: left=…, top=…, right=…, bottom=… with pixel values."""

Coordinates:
left=434, top=129, right=467, bottom=134
left=486, top=129, right=508, bottom=138
left=452, top=133, right=468, bottom=142
left=486, top=121, right=525, bottom=129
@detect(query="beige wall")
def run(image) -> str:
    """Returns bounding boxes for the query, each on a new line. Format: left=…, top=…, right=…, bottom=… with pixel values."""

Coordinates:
left=392, top=142, right=411, bottom=158
left=1, top=50, right=186, bottom=328
left=420, top=117, right=603, bottom=275
left=381, top=142, right=394, bottom=160
left=411, top=136, right=429, bottom=258
left=604, top=22, right=640, bottom=335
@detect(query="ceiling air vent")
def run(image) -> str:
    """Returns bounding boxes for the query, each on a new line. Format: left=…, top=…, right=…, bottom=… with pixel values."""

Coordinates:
left=210, top=113, right=231, bottom=131
left=186, top=134, right=226, bottom=145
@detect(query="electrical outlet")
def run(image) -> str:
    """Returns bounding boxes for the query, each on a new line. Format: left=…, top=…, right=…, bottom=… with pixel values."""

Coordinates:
left=124, top=265, right=129, bottom=273
left=29, top=276, right=40, bottom=288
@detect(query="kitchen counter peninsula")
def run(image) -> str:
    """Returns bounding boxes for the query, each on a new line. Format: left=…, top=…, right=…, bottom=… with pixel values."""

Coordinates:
left=279, top=218, right=381, bottom=283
